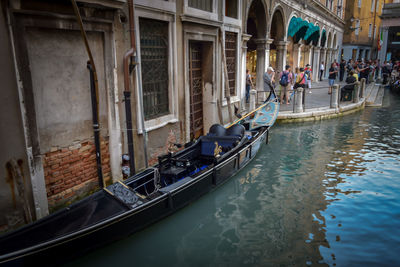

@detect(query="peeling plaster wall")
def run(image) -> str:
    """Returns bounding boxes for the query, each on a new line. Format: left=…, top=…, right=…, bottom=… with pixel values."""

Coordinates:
left=25, top=29, right=109, bottom=152
left=7, top=1, right=124, bottom=213
left=0, top=4, right=34, bottom=232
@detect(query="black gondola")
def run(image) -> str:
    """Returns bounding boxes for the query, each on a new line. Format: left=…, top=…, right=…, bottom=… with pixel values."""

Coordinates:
left=0, top=96, right=279, bottom=267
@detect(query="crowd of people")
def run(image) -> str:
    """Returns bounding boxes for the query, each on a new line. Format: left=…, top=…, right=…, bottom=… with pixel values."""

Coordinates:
left=245, top=58, right=400, bottom=105
left=251, top=64, right=314, bottom=105
left=334, top=58, right=399, bottom=85
left=331, top=59, right=400, bottom=97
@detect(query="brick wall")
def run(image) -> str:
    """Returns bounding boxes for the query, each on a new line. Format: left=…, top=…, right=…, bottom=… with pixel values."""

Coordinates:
left=148, top=130, right=181, bottom=166
left=43, top=138, right=111, bottom=210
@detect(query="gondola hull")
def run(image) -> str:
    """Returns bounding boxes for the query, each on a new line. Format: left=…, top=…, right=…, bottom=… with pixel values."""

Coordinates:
left=1, top=93, right=279, bottom=267
left=0, top=127, right=269, bottom=267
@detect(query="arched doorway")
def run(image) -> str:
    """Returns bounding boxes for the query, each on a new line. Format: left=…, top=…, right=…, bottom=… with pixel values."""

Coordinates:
left=332, top=33, right=338, bottom=62
left=319, top=29, right=327, bottom=79
left=269, top=9, right=286, bottom=72
left=246, top=0, right=267, bottom=91
left=326, top=31, right=332, bottom=68
left=287, top=36, right=294, bottom=68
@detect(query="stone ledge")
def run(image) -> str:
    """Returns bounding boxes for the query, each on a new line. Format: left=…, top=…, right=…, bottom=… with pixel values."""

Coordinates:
left=339, top=102, right=361, bottom=112
left=277, top=100, right=365, bottom=123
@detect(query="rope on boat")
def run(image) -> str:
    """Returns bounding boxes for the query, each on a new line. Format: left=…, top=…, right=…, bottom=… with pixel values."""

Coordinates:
left=143, top=167, right=161, bottom=196
left=152, top=167, right=161, bottom=192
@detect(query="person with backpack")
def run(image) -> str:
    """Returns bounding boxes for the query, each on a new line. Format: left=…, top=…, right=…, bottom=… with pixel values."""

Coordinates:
left=305, top=64, right=312, bottom=93
left=279, top=65, right=293, bottom=105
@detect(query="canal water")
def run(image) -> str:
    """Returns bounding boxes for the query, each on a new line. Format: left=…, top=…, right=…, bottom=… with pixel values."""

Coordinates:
left=66, top=90, right=400, bottom=266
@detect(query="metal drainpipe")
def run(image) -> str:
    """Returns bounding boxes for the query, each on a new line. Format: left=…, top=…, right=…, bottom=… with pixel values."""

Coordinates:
left=123, top=48, right=136, bottom=175
left=71, top=0, right=104, bottom=188
left=122, top=0, right=137, bottom=175
left=125, top=0, right=148, bottom=169
left=87, top=62, right=104, bottom=188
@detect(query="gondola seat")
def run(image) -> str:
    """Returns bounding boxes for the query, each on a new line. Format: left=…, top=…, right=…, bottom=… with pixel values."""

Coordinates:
left=200, top=124, right=246, bottom=158
left=200, top=136, right=240, bottom=157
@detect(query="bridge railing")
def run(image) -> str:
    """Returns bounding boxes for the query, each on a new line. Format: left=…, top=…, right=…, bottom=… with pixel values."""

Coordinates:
left=251, top=78, right=366, bottom=113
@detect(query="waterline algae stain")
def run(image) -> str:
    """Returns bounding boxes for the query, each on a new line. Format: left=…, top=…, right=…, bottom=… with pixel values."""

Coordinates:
left=68, top=89, right=400, bottom=266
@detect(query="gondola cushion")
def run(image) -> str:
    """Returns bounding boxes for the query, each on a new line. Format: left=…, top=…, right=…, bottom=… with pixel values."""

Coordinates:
left=200, top=136, right=239, bottom=156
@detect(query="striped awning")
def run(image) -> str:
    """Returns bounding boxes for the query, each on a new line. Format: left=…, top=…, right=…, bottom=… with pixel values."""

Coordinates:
left=288, top=17, right=321, bottom=45
left=287, top=17, right=309, bottom=38
left=305, top=24, right=320, bottom=44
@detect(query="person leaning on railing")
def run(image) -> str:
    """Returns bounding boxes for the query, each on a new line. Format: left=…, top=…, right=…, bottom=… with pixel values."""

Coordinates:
left=263, top=67, right=275, bottom=95
left=340, top=70, right=357, bottom=101
left=294, top=67, right=306, bottom=90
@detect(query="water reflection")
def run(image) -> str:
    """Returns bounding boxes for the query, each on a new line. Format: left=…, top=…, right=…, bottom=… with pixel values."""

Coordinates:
left=67, top=90, right=400, bottom=267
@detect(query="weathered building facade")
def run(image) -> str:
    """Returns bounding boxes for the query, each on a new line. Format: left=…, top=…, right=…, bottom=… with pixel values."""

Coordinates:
left=246, top=0, right=345, bottom=84
left=0, top=0, right=345, bottom=232
left=342, top=0, right=386, bottom=61
left=1, top=0, right=127, bottom=231
left=378, top=0, right=400, bottom=62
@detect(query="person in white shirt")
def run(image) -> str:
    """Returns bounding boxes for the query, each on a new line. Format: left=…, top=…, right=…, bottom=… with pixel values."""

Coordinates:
left=319, top=61, right=325, bottom=81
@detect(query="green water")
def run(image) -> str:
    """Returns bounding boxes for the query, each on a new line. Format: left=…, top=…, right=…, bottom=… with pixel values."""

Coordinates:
left=67, top=89, right=400, bottom=266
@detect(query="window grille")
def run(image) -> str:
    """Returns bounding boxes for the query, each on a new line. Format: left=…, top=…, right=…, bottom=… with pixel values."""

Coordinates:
left=225, top=31, right=237, bottom=97
left=355, top=20, right=360, bottom=36
left=139, top=18, right=169, bottom=120
left=337, top=0, right=343, bottom=17
left=188, top=0, right=212, bottom=12
left=368, top=24, right=372, bottom=38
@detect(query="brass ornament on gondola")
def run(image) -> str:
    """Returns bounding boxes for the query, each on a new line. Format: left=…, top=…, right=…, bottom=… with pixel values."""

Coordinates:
left=214, top=142, right=222, bottom=157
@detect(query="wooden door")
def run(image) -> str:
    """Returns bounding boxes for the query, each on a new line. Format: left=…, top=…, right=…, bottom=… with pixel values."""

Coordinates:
left=189, top=42, right=204, bottom=140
